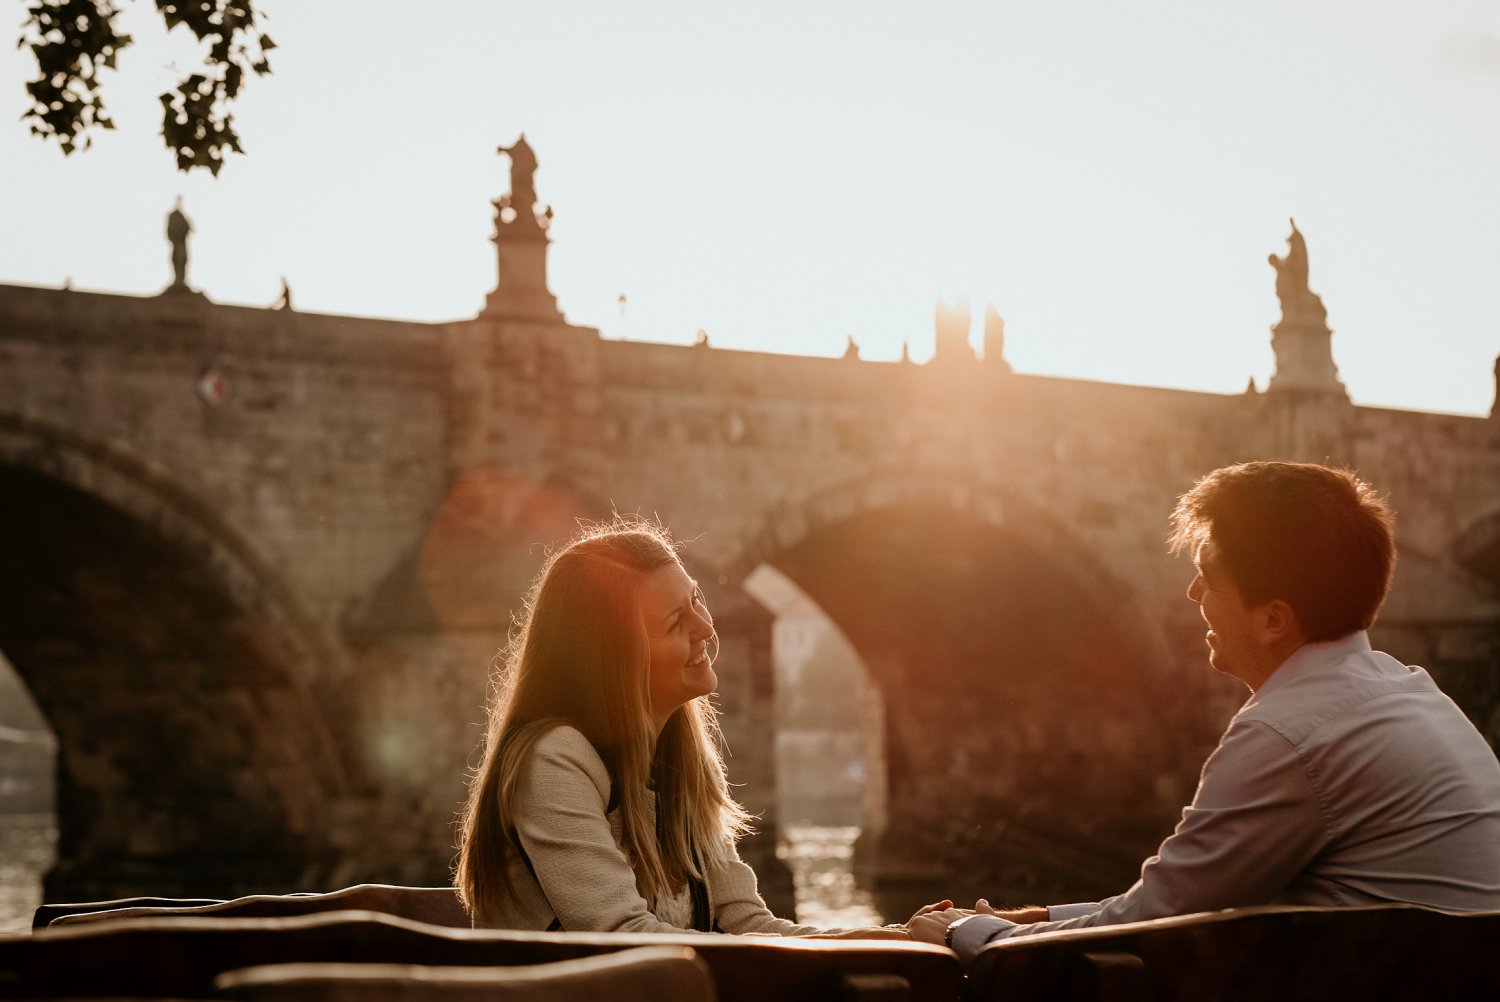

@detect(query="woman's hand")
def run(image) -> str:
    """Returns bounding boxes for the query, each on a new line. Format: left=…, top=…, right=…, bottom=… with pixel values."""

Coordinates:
left=804, top=925, right=912, bottom=940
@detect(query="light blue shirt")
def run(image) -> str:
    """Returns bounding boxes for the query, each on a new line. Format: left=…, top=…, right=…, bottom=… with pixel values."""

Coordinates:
left=953, top=632, right=1500, bottom=962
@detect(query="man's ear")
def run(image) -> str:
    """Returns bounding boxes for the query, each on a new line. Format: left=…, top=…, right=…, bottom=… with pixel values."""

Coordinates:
left=1257, top=598, right=1302, bottom=646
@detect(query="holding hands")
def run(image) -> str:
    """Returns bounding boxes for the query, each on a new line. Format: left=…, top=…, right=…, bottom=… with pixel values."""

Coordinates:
left=906, top=898, right=963, bottom=945
left=906, top=898, right=1048, bottom=946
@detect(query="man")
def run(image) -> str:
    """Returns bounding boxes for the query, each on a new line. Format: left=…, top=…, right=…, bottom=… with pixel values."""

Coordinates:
left=910, top=461, right=1500, bottom=961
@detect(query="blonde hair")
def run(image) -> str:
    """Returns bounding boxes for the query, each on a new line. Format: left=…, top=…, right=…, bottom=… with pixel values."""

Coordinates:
left=454, top=518, right=751, bottom=921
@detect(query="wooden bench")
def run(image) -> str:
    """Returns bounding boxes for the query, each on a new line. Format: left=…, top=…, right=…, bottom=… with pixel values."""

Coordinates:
left=965, top=903, right=1500, bottom=1001
left=214, top=946, right=714, bottom=1002
left=0, top=910, right=960, bottom=1002
left=38, top=885, right=468, bottom=929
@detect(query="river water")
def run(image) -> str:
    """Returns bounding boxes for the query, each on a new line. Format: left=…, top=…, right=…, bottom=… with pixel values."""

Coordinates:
left=778, top=823, right=883, bottom=928
left=0, top=814, right=54, bottom=933
left=0, top=818, right=878, bottom=933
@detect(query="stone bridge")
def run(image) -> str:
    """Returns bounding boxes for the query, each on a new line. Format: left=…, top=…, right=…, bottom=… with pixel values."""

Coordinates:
left=2, top=141, right=1498, bottom=917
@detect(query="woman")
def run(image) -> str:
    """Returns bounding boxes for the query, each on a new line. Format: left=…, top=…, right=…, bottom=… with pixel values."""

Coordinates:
left=455, top=519, right=887, bottom=934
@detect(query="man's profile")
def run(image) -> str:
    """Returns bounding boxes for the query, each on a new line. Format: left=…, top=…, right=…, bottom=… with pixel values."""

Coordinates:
left=911, top=461, right=1500, bottom=960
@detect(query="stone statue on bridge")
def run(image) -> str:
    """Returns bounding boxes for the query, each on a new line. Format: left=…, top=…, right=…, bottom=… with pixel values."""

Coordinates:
left=932, top=295, right=974, bottom=363
left=983, top=303, right=1011, bottom=372
left=499, top=134, right=540, bottom=223
left=1265, top=218, right=1343, bottom=395
left=484, top=133, right=562, bottom=320
left=1267, top=218, right=1327, bottom=328
left=1492, top=353, right=1500, bottom=419
left=165, top=198, right=193, bottom=294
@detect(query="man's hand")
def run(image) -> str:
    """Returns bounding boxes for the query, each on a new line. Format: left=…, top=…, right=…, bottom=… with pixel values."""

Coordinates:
left=907, top=905, right=971, bottom=945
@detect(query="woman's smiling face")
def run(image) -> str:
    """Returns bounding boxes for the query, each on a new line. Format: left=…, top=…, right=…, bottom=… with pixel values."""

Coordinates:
left=639, top=561, right=716, bottom=730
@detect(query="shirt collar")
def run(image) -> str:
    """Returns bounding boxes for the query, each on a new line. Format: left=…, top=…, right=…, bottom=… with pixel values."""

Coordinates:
left=1250, top=630, right=1372, bottom=703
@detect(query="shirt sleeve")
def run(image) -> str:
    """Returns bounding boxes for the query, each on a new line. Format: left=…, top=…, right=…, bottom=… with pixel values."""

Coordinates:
left=952, top=720, right=1330, bottom=959
left=512, top=729, right=696, bottom=933
left=707, top=840, right=824, bottom=935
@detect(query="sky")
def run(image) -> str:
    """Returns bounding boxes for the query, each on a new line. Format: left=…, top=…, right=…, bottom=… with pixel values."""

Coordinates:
left=3, top=1, right=1498, bottom=415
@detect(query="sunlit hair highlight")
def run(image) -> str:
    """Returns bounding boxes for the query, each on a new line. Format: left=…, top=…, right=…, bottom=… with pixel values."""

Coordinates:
left=454, top=517, right=751, bottom=924
left=1169, top=461, right=1396, bottom=641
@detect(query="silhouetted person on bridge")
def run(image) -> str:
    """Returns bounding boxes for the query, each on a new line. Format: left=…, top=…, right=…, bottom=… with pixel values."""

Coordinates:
left=910, top=462, right=1500, bottom=962
left=455, top=518, right=904, bottom=938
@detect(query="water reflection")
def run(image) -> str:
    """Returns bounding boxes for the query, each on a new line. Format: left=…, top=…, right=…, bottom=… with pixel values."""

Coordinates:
left=778, top=823, right=883, bottom=928
left=0, top=814, right=55, bottom=933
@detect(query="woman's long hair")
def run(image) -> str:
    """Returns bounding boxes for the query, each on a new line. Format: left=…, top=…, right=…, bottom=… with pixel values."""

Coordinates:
left=454, top=519, right=751, bottom=920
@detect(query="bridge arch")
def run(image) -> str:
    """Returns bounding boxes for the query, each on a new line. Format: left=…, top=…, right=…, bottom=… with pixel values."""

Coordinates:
left=723, top=471, right=1190, bottom=917
left=0, top=413, right=352, bottom=899
left=1452, top=506, right=1500, bottom=594
left=1396, top=508, right=1500, bottom=745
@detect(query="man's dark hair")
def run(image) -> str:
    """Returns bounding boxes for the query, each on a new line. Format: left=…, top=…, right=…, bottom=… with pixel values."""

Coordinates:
left=1169, top=462, right=1396, bottom=642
